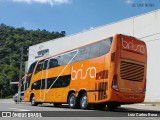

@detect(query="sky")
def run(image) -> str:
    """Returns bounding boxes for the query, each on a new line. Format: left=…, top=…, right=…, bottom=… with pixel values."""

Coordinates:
left=0, top=0, right=160, bottom=35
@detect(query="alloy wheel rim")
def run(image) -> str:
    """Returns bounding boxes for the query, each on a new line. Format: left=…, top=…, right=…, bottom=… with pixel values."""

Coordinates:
left=69, top=96, right=75, bottom=107
left=81, top=96, right=87, bottom=108
left=32, top=97, right=35, bottom=105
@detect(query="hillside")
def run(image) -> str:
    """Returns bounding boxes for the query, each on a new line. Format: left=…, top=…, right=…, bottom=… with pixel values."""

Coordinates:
left=0, top=23, right=65, bottom=97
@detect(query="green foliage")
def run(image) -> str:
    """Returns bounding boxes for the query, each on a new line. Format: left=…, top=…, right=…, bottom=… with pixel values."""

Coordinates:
left=0, top=23, right=65, bottom=98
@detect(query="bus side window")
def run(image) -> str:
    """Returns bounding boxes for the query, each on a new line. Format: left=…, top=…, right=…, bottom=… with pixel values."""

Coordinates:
left=25, top=76, right=32, bottom=89
left=74, top=45, right=90, bottom=62
left=31, top=81, right=41, bottom=90
left=99, top=37, right=113, bottom=56
left=27, top=61, right=37, bottom=74
left=58, top=50, right=77, bottom=65
left=35, top=61, right=44, bottom=74
left=43, top=60, right=49, bottom=70
left=49, top=58, right=60, bottom=68
left=89, top=42, right=100, bottom=58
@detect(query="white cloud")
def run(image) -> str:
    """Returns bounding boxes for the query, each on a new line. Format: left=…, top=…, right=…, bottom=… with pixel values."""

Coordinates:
left=8, top=0, right=72, bottom=6
left=125, top=0, right=134, bottom=4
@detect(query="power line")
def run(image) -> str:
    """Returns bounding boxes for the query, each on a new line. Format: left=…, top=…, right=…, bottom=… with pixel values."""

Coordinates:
left=145, top=38, right=160, bottom=42
left=139, top=32, right=160, bottom=42
left=139, top=32, right=160, bottom=39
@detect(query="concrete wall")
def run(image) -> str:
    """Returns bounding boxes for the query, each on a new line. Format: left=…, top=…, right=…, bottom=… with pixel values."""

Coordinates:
left=28, top=9, right=160, bottom=102
left=133, top=10, right=160, bottom=102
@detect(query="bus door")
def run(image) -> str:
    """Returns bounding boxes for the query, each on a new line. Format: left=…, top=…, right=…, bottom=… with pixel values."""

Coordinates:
left=40, top=59, right=49, bottom=102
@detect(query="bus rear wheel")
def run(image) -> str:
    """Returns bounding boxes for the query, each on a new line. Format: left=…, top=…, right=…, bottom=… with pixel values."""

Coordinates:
left=68, top=93, right=78, bottom=109
left=31, top=95, right=38, bottom=106
left=80, top=93, right=90, bottom=109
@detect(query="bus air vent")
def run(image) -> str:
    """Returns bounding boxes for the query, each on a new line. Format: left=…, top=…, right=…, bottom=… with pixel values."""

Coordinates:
left=120, top=61, right=144, bottom=82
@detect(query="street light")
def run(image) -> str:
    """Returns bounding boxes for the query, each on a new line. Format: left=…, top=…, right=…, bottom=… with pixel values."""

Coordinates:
left=17, top=47, right=24, bottom=103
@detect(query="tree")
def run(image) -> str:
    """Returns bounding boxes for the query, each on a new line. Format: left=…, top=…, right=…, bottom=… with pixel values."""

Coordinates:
left=0, top=23, right=66, bottom=97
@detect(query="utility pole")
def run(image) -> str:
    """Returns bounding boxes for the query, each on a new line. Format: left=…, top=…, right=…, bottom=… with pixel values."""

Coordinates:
left=17, top=47, right=23, bottom=103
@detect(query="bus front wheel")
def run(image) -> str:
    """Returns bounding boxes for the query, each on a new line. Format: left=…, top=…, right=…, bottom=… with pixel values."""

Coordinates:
left=31, top=95, right=38, bottom=106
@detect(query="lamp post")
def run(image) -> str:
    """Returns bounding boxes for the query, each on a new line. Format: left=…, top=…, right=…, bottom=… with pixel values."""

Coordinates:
left=17, top=47, right=23, bottom=103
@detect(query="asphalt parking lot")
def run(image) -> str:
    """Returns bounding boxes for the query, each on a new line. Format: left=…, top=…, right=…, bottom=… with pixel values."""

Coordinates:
left=0, top=99, right=160, bottom=120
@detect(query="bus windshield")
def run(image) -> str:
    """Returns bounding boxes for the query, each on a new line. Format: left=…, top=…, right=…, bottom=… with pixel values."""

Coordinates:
left=27, top=61, right=37, bottom=74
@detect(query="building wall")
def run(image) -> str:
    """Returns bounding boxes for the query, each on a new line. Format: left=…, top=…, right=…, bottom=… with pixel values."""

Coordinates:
left=28, top=9, right=160, bottom=102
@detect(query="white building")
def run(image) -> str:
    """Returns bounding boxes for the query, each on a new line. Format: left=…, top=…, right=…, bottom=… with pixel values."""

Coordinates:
left=28, top=9, right=160, bottom=102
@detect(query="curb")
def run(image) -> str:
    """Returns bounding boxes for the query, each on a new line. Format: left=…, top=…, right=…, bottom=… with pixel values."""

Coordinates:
left=136, top=103, right=160, bottom=106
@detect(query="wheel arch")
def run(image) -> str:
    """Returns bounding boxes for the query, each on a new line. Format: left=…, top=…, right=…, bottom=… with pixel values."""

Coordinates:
left=77, top=89, right=87, bottom=101
left=67, top=89, right=87, bottom=103
left=67, top=90, right=76, bottom=102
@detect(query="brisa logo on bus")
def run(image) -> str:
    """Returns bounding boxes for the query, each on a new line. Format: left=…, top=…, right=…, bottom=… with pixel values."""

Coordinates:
left=122, top=37, right=145, bottom=54
left=71, top=64, right=97, bottom=80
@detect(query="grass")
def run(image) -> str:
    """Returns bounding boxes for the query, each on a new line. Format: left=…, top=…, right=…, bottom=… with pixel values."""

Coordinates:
left=0, top=95, right=13, bottom=99
left=5, top=95, right=13, bottom=99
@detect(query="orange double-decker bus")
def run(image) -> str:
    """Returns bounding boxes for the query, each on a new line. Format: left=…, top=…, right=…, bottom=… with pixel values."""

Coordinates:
left=24, top=34, right=147, bottom=110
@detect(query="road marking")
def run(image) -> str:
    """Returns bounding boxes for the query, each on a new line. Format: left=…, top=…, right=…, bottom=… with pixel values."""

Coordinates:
left=9, top=108, right=30, bottom=111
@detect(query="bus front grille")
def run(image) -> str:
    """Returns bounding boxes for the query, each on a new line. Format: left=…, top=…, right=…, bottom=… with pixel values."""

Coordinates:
left=120, top=61, right=144, bottom=82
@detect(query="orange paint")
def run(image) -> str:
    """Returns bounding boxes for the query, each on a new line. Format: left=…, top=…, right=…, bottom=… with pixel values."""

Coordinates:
left=23, top=34, right=147, bottom=106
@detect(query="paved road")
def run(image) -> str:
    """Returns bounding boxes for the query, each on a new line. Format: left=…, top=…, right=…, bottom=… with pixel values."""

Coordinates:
left=0, top=99, right=160, bottom=120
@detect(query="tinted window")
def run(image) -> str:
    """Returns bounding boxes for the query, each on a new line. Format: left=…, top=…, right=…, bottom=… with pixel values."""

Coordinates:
left=49, top=50, right=77, bottom=69
left=59, top=50, right=77, bottom=65
left=73, top=37, right=112, bottom=62
left=31, top=80, right=41, bottom=90
left=31, top=75, right=71, bottom=90
left=99, top=37, right=112, bottom=56
left=47, top=78, right=53, bottom=89
left=88, top=42, right=100, bottom=59
left=27, top=61, right=37, bottom=74
left=74, top=45, right=90, bottom=62
left=25, top=61, right=38, bottom=90
left=43, top=59, right=49, bottom=70
left=49, top=57, right=60, bottom=68
left=40, top=80, right=45, bottom=89
left=35, top=61, right=44, bottom=74
left=34, top=38, right=112, bottom=71
left=25, top=76, right=32, bottom=90
left=49, top=75, right=71, bottom=88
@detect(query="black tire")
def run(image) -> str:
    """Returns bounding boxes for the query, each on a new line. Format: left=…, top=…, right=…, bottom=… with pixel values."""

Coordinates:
left=68, top=93, right=78, bottom=109
left=107, top=104, right=119, bottom=111
left=80, top=93, right=90, bottom=109
left=54, top=103, right=62, bottom=107
left=93, top=103, right=106, bottom=110
left=31, top=95, right=38, bottom=106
